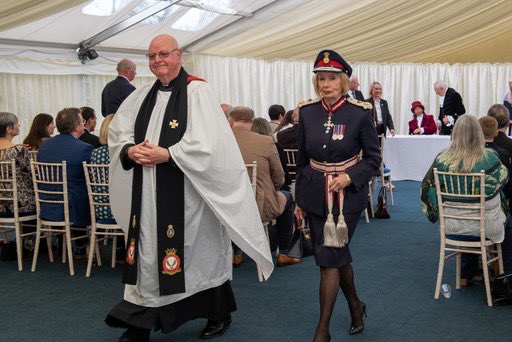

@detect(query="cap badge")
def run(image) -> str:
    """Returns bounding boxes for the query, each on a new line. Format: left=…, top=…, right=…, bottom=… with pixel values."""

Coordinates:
left=323, top=52, right=330, bottom=64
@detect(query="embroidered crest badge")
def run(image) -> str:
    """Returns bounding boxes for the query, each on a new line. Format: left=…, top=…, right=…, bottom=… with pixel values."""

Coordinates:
left=126, top=239, right=136, bottom=265
left=162, top=248, right=182, bottom=276
left=166, top=225, right=175, bottom=239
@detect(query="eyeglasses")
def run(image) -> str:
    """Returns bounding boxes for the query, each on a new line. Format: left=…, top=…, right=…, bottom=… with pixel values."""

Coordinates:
left=146, top=48, right=179, bottom=61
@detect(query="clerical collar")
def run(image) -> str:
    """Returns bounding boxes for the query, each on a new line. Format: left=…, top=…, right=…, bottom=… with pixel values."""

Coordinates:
left=158, top=83, right=173, bottom=92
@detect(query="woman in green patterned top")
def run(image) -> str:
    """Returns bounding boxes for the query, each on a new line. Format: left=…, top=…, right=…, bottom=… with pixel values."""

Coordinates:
left=421, top=114, right=509, bottom=281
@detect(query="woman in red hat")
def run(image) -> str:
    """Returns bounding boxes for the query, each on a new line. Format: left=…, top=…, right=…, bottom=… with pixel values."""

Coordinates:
left=408, top=101, right=437, bottom=135
left=295, top=50, right=381, bottom=341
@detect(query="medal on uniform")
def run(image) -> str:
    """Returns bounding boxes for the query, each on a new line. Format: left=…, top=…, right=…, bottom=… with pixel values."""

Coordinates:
left=162, top=248, right=182, bottom=276
left=126, top=238, right=136, bottom=265
left=166, top=224, right=175, bottom=239
left=332, top=124, right=345, bottom=141
left=324, top=114, right=334, bottom=134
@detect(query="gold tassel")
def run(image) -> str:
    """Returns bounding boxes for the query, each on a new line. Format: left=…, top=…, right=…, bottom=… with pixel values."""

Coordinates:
left=336, top=189, right=349, bottom=245
left=323, top=175, right=345, bottom=248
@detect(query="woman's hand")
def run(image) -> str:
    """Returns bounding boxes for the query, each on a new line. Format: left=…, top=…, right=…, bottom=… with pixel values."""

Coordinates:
left=390, top=129, right=396, bottom=136
left=294, top=204, right=304, bottom=221
left=328, top=173, right=351, bottom=192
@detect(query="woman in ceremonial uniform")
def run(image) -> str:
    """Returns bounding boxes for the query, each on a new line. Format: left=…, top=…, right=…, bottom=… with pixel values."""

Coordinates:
left=295, top=50, right=381, bottom=341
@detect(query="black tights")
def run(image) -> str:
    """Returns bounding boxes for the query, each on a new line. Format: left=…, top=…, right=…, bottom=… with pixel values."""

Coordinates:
left=313, top=264, right=363, bottom=341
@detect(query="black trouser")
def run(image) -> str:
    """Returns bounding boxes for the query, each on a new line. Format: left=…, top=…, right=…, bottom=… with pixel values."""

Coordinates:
left=234, top=190, right=294, bottom=255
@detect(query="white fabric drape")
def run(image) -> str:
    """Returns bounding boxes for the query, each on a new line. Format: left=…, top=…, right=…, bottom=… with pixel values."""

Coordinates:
left=0, top=72, right=154, bottom=143
left=193, top=54, right=512, bottom=135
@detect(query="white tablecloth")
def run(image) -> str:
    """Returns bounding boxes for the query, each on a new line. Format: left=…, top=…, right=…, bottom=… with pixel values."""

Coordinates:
left=383, top=135, right=451, bottom=181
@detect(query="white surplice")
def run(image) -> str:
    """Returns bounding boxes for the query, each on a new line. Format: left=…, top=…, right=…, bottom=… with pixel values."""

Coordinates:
left=108, top=80, right=273, bottom=308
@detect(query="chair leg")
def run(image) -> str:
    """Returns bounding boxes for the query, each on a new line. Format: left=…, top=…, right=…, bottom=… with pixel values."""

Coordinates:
left=14, top=222, right=23, bottom=271
left=95, top=240, right=102, bottom=267
left=481, top=249, right=493, bottom=307
left=62, top=234, right=66, bottom=263
left=497, top=243, right=504, bottom=274
left=112, top=236, right=117, bottom=268
left=86, top=231, right=96, bottom=277
left=364, top=208, right=369, bottom=223
left=65, top=227, right=74, bottom=276
left=434, top=244, right=446, bottom=299
left=455, top=252, right=461, bottom=290
left=388, top=178, right=394, bottom=205
left=46, top=232, right=54, bottom=262
left=103, top=229, right=109, bottom=246
left=31, top=221, right=42, bottom=272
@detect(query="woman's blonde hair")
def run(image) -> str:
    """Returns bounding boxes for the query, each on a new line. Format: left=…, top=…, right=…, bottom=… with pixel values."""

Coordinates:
left=439, top=115, right=485, bottom=172
left=368, top=81, right=382, bottom=98
left=99, top=114, right=115, bottom=145
left=312, top=72, right=350, bottom=99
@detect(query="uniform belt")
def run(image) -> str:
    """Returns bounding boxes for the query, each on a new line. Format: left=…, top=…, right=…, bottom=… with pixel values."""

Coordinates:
left=310, top=155, right=361, bottom=175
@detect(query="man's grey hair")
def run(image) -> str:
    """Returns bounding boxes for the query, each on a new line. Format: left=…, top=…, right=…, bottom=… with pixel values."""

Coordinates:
left=487, top=104, right=510, bottom=129
left=434, top=80, right=447, bottom=89
left=117, top=59, right=135, bottom=73
left=56, top=107, right=82, bottom=134
left=0, top=112, right=18, bottom=138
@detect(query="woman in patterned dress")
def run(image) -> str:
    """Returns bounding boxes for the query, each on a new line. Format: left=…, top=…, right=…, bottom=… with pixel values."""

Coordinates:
left=0, top=112, right=35, bottom=215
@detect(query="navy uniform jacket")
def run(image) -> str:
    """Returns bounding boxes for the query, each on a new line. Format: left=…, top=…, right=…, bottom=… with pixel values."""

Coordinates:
left=37, top=134, right=93, bottom=226
left=101, top=76, right=136, bottom=116
left=296, top=97, right=381, bottom=216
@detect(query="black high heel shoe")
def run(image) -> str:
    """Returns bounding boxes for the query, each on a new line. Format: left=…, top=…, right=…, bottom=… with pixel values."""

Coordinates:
left=349, top=302, right=367, bottom=335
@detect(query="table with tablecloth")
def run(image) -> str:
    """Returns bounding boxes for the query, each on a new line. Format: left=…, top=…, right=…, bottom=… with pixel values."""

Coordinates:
left=383, top=135, right=451, bottom=181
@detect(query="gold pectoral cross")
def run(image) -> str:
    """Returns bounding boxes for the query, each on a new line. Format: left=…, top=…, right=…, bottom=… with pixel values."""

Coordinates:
left=169, top=120, right=179, bottom=129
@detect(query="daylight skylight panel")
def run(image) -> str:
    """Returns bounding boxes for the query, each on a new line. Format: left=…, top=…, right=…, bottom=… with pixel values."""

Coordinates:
left=134, top=0, right=180, bottom=24
left=172, top=0, right=232, bottom=31
left=82, top=0, right=132, bottom=16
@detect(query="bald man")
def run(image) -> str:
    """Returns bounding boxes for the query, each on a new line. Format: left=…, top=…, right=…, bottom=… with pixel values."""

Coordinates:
left=106, top=35, right=273, bottom=341
left=101, top=58, right=137, bottom=117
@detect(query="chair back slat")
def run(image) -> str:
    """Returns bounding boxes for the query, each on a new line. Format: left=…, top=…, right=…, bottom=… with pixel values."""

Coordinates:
left=31, top=160, right=69, bottom=223
left=0, top=160, right=18, bottom=214
left=83, top=163, right=114, bottom=224
left=28, top=150, right=38, bottom=162
left=245, top=162, right=257, bottom=197
left=283, top=149, right=297, bottom=177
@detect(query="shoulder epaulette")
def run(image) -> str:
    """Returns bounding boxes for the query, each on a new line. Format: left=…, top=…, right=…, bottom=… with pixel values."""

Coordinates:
left=187, top=75, right=206, bottom=84
left=298, top=98, right=321, bottom=108
left=347, top=97, right=373, bottom=110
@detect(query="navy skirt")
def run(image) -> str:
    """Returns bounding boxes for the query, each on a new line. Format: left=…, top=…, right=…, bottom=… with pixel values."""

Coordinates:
left=308, top=212, right=361, bottom=268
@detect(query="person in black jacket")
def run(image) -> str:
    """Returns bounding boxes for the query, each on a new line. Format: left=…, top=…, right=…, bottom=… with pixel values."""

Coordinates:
left=488, top=104, right=512, bottom=163
left=348, top=76, right=365, bottom=101
left=101, top=59, right=136, bottom=116
left=366, top=81, right=395, bottom=136
left=79, top=107, right=102, bottom=148
left=295, top=50, right=381, bottom=340
left=434, top=80, right=466, bottom=135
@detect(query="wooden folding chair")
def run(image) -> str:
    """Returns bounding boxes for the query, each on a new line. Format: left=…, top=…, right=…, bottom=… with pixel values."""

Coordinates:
left=0, top=160, right=37, bottom=271
left=28, top=150, right=38, bottom=162
left=30, top=160, right=94, bottom=276
left=83, top=162, right=126, bottom=277
left=245, top=161, right=271, bottom=282
left=378, top=134, right=394, bottom=205
left=433, top=169, right=504, bottom=307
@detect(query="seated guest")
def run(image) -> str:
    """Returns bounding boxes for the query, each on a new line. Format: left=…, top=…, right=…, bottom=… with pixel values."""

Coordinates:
left=79, top=106, right=101, bottom=148
left=274, top=109, right=294, bottom=135
left=277, top=107, right=299, bottom=149
left=38, top=108, right=93, bottom=256
left=504, top=81, right=512, bottom=119
left=23, top=113, right=55, bottom=150
left=408, top=101, right=437, bottom=135
left=90, top=114, right=115, bottom=221
left=252, top=118, right=292, bottom=192
left=0, top=112, right=35, bottom=214
left=229, top=106, right=298, bottom=267
left=268, top=104, right=285, bottom=133
left=421, top=115, right=510, bottom=282
left=488, top=104, right=512, bottom=161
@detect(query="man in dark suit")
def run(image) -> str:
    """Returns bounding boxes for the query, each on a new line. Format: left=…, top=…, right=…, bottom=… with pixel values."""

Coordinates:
left=101, top=59, right=136, bottom=116
left=349, top=76, right=365, bottom=101
left=37, top=107, right=93, bottom=255
left=408, top=101, right=437, bottom=135
left=434, top=80, right=465, bottom=135
left=277, top=107, right=299, bottom=149
left=488, top=104, right=512, bottom=158
left=79, top=106, right=101, bottom=148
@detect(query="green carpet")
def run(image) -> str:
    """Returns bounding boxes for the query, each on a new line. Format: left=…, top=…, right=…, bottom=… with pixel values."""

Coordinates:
left=1, top=181, right=511, bottom=341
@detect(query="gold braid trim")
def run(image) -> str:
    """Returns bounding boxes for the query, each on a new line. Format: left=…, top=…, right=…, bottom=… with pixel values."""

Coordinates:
left=298, top=98, right=321, bottom=108
left=347, top=97, right=373, bottom=110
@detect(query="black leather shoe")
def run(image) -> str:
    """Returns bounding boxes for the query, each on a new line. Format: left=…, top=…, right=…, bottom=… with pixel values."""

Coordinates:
left=349, top=302, right=367, bottom=335
left=118, top=328, right=150, bottom=342
left=199, top=315, right=232, bottom=340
